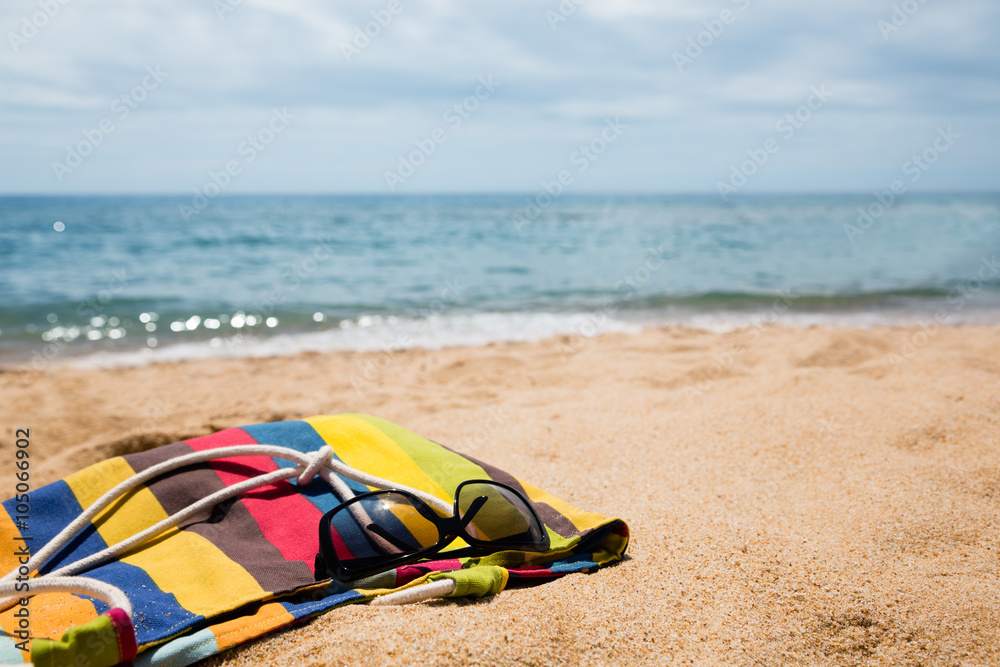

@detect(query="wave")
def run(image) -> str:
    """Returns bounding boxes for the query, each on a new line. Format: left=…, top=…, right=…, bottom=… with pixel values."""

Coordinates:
left=26, top=296, right=998, bottom=370
left=61, top=311, right=642, bottom=369
left=628, top=286, right=998, bottom=310
left=4, top=284, right=1000, bottom=370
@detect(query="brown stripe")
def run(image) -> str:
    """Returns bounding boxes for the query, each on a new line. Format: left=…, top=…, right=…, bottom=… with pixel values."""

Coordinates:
left=122, top=444, right=314, bottom=593
left=435, top=442, right=580, bottom=539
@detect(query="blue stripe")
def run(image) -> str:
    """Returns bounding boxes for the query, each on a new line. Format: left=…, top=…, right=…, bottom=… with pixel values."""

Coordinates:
left=240, top=420, right=327, bottom=456
left=0, top=633, right=25, bottom=664
left=134, top=627, right=218, bottom=667
left=279, top=588, right=365, bottom=619
left=242, top=420, right=374, bottom=511
left=134, top=590, right=366, bottom=667
left=548, top=556, right=598, bottom=573
left=243, top=420, right=422, bottom=563
left=3, top=478, right=201, bottom=646
left=3, top=480, right=109, bottom=573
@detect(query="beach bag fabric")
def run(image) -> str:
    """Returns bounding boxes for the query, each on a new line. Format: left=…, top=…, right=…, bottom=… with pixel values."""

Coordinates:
left=0, top=414, right=629, bottom=666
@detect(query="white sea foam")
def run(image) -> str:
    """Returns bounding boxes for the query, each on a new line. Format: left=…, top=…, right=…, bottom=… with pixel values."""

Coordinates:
left=67, top=311, right=643, bottom=368
left=64, top=303, right=1000, bottom=369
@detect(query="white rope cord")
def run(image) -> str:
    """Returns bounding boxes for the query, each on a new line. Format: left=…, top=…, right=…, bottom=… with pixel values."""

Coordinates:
left=49, top=466, right=299, bottom=579
left=3, top=445, right=311, bottom=586
left=0, top=442, right=461, bottom=619
left=321, top=457, right=453, bottom=515
left=0, top=576, right=132, bottom=618
left=296, top=446, right=333, bottom=485
left=0, top=465, right=301, bottom=613
left=3, top=443, right=451, bottom=589
left=370, top=579, right=456, bottom=606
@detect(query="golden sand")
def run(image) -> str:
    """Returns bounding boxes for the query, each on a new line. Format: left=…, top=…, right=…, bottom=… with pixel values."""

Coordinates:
left=2, top=325, right=998, bottom=665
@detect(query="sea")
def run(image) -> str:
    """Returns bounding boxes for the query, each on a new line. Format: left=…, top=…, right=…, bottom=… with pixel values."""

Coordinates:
left=1, top=193, right=998, bottom=368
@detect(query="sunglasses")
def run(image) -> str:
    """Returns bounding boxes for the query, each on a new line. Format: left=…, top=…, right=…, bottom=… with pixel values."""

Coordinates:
left=315, top=479, right=550, bottom=582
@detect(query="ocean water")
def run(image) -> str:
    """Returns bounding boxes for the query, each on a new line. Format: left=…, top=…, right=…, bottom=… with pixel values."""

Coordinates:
left=1, top=193, right=998, bottom=368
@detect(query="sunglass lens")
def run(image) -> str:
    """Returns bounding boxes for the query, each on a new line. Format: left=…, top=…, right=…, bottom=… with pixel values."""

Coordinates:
left=328, top=492, right=441, bottom=569
left=457, top=482, right=547, bottom=549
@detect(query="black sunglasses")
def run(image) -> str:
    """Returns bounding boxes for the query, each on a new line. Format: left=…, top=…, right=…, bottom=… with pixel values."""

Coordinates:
left=315, top=479, right=550, bottom=582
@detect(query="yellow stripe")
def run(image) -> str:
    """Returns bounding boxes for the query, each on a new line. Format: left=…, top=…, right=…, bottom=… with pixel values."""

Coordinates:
left=65, top=457, right=266, bottom=617
left=355, top=415, right=492, bottom=492
left=358, top=414, right=603, bottom=533
left=307, top=415, right=610, bottom=554
left=305, top=415, right=452, bottom=503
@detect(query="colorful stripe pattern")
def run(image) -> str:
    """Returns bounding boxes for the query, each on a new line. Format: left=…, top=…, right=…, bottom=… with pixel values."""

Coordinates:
left=1, top=415, right=629, bottom=666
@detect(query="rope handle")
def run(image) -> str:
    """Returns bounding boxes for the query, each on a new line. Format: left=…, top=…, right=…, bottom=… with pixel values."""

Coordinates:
left=1, top=443, right=456, bottom=619
left=0, top=577, right=131, bottom=617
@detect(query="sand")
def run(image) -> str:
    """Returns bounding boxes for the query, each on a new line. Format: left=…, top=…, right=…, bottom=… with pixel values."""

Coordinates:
left=2, top=324, right=999, bottom=665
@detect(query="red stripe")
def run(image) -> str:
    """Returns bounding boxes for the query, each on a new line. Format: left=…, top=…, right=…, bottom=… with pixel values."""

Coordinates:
left=505, top=567, right=560, bottom=578
left=330, top=526, right=356, bottom=561
left=185, top=429, right=323, bottom=569
left=394, top=558, right=464, bottom=586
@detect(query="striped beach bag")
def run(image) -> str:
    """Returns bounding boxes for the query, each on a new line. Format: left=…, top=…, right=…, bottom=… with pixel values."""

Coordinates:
left=0, top=415, right=629, bottom=666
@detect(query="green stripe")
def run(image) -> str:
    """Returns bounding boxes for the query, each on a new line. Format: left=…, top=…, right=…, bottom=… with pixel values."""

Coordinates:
left=355, top=414, right=492, bottom=495
left=357, top=414, right=579, bottom=552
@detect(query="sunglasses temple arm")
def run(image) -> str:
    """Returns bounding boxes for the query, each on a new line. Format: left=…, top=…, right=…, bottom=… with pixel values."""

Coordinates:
left=459, top=495, right=488, bottom=529
left=331, top=491, right=398, bottom=555
left=366, top=524, right=421, bottom=552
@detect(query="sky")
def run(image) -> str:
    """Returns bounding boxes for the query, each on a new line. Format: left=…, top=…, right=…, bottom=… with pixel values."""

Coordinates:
left=0, top=0, right=997, bottom=195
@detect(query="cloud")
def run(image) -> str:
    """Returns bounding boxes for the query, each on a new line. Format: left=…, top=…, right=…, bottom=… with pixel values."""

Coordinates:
left=0, top=0, right=997, bottom=193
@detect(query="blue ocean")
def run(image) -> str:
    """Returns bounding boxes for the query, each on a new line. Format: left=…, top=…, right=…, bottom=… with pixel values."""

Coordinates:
left=1, top=193, right=998, bottom=368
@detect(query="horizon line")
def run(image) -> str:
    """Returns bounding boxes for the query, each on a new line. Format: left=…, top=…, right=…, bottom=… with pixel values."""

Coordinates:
left=0, top=189, right=997, bottom=198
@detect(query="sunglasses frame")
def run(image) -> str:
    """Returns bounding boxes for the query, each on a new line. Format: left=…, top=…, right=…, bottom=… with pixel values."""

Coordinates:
left=316, top=479, right=550, bottom=582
